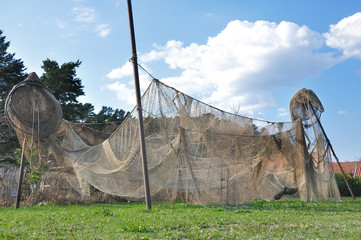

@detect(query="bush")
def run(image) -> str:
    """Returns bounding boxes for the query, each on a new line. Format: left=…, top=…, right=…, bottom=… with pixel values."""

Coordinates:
left=335, top=173, right=361, bottom=197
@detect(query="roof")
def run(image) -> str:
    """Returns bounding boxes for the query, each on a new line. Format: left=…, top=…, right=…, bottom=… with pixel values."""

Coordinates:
left=332, top=161, right=361, bottom=177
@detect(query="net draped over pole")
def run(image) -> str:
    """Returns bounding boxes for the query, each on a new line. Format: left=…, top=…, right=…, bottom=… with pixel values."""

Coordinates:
left=5, top=75, right=341, bottom=205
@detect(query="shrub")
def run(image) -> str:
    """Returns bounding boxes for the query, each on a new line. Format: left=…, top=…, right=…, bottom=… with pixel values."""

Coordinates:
left=335, top=173, right=361, bottom=197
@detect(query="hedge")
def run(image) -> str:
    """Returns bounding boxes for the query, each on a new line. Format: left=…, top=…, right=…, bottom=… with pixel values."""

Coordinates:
left=335, top=172, right=361, bottom=197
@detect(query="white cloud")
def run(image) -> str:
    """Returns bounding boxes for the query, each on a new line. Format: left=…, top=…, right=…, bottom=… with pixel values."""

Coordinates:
left=139, top=48, right=166, bottom=62
left=115, top=0, right=122, bottom=7
left=278, top=108, right=288, bottom=117
left=72, top=6, right=97, bottom=23
left=138, top=74, right=152, bottom=92
left=107, top=61, right=133, bottom=79
left=324, top=12, right=361, bottom=59
left=338, top=110, right=347, bottom=115
left=105, top=82, right=135, bottom=105
left=107, top=15, right=361, bottom=113
left=105, top=75, right=151, bottom=106
left=70, top=5, right=111, bottom=38
left=95, top=24, right=112, bottom=38
left=140, top=20, right=335, bottom=111
left=57, top=19, right=68, bottom=29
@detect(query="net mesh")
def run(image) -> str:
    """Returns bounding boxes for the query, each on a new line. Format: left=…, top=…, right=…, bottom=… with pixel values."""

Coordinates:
left=5, top=73, right=62, bottom=138
left=4, top=76, right=341, bottom=205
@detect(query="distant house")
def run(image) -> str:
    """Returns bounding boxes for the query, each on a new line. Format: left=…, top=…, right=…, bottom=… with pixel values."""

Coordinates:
left=332, top=161, right=361, bottom=177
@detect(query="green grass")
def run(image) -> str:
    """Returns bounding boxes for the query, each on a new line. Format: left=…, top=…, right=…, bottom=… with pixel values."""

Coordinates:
left=1, top=198, right=361, bottom=239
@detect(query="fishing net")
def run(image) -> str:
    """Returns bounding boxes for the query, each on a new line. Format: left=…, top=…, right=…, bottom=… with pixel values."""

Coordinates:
left=290, top=88, right=340, bottom=200
left=5, top=72, right=62, bottom=138
left=4, top=74, right=341, bottom=205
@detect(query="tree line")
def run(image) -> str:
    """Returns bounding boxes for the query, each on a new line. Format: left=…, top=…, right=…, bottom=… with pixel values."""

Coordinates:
left=0, top=30, right=129, bottom=164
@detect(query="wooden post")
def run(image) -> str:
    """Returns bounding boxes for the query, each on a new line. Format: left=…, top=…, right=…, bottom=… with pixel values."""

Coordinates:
left=294, top=119, right=310, bottom=201
left=126, top=0, right=152, bottom=209
left=15, top=138, right=26, bottom=209
left=309, top=104, right=356, bottom=200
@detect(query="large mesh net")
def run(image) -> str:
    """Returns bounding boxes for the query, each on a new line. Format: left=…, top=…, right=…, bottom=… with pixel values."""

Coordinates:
left=3, top=74, right=341, bottom=205
left=289, top=88, right=340, bottom=201
left=5, top=73, right=62, bottom=138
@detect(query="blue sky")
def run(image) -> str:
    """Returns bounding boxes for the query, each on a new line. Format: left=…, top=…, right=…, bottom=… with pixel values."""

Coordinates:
left=1, top=0, right=361, bottom=161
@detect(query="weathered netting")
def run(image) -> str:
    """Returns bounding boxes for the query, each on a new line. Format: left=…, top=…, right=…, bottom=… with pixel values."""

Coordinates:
left=5, top=75, right=341, bottom=205
left=290, top=88, right=340, bottom=201
left=5, top=73, right=62, bottom=138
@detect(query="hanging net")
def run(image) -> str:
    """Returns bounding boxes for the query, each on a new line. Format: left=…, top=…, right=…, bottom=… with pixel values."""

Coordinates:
left=290, top=88, right=340, bottom=200
left=5, top=72, right=63, bottom=138
left=4, top=74, right=341, bottom=205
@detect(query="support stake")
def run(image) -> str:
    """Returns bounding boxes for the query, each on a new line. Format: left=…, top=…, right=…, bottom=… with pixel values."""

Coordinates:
left=15, top=138, right=26, bottom=209
left=126, top=0, right=152, bottom=209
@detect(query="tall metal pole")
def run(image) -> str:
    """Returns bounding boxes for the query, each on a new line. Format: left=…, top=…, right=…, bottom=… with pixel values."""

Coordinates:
left=126, top=0, right=152, bottom=209
left=15, top=138, right=26, bottom=209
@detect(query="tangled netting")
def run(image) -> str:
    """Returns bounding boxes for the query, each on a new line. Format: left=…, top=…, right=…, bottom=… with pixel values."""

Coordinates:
left=4, top=74, right=340, bottom=205
left=5, top=73, right=62, bottom=138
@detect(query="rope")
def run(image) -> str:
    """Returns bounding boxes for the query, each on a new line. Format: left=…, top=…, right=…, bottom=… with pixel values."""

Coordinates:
left=37, top=98, right=41, bottom=166
left=129, top=57, right=157, bottom=80
left=30, top=98, right=35, bottom=169
left=138, top=63, right=157, bottom=80
left=29, top=97, right=42, bottom=170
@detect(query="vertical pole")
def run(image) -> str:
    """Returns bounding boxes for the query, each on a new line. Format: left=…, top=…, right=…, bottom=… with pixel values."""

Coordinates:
left=295, top=119, right=310, bottom=201
left=309, top=104, right=355, bottom=200
left=15, top=138, right=26, bottom=209
left=354, top=166, right=358, bottom=178
left=126, top=0, right=152, bottom=209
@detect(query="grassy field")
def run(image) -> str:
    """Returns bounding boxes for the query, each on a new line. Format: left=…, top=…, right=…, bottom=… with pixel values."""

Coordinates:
left=1, top=198, right=360, bottom=239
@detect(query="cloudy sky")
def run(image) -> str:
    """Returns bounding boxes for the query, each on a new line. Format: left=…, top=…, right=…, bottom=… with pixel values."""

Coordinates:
left=1, top=0, right=361, bottom=161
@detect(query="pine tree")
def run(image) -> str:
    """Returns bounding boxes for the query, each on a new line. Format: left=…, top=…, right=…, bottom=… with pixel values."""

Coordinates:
left=40, top=59, right=94, bottom=122
left=0, top=30, right=27, bottom=164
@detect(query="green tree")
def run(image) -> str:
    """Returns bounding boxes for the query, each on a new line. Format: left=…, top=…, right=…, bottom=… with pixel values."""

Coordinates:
left=40, top=59, right=129, bottom=127
left=90, top=106, right=129, bottom=131
left=40, top=59, right=94, bottom=122
left=0, top=30, right=27, bottom=164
